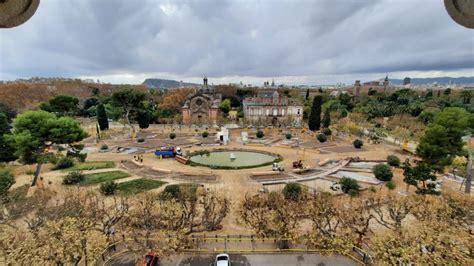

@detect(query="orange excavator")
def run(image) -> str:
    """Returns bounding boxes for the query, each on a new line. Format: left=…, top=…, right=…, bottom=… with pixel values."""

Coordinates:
left=292, top=160, right=303, bottom=169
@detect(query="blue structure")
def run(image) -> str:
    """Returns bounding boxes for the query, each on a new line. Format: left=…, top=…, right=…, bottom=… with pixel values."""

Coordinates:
left=154, top=147, right=181, bottom=158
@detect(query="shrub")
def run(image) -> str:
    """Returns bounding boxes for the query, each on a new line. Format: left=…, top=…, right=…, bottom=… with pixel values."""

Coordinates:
left=373, top=163, right=393, bottom=181
left=387, top=155, right=401, bottom=167
left=0, top=168, right=15, bottom=200
left=322, top=128, right=332, bottom=136
left=368, top=186, right=377, bottom=193
left=100, top=181, right=118, bottom=196
left=55, top=157, right=75, bottom=170
left=353, top=139, right=363, bottom=149
left=137, top=138, right=145, bottom=143
left=283, top=183, right=302, bottom=201
left=202, top=131, right=209, bottom=138
left=385, top=180, right=396, bottom=191
left=317, top=133, right=327, bottom=143
left=163, top=184, right=180, bottom=198
left=77, top=153, right=87, bottom=163
left=63, top=171, right=85, bottom=185
left=256, top=130, right=264, bottom=138
left=285, top=133, right=292, bottom=140
left=100, top=144, right=109, bottom=150
left=340, top=177, right=360, bottom=193
left=169, top=133, right=176, bottom=139
left=341, top=110, right=348, bottom=117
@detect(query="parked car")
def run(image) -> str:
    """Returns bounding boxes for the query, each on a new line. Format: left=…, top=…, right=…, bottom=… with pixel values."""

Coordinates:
left=215, top=253, right=230, bottom=266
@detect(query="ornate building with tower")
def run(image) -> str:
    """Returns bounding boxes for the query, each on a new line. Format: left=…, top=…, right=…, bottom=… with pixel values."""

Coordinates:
left=182, top=77, right=221, bottom=124
left=243, top=91, right=303, bottom=126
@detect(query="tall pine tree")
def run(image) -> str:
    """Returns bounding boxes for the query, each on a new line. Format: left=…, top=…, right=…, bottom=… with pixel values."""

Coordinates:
left=322, top=108, right=331, bottom=128
left=97, top=104, right=109, bottom=131
left=305, top=89, right=309, bottom=100
left=308, top=95, right=322, bottom=131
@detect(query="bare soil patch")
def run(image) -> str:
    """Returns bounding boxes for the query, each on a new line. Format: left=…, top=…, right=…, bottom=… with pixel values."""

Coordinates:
left=173, top=173, right=218, bottom=182
left=321, top=145, right=364, bottom=153
left=250, top=173, right=293, bottom=181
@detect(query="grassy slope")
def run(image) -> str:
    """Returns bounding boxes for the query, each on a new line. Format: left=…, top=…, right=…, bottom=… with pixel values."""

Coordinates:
left=116, top=178, right=167, bottom=195
left=81, top=170, right=130, bottom=185
left=63, top=161, right=115, bottom=172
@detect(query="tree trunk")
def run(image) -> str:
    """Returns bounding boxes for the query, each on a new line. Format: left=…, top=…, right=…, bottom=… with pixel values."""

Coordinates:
left=465, top=151, right=472, bottom=194
left=125, top=109, right=135, bottom=134
left=31, top=162, right=43, bottom=187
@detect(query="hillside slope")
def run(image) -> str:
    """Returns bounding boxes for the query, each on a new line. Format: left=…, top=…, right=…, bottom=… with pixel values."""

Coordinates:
left=142, top=78, right=198, bottom=89
left=0, top=81, right=147, bottom=111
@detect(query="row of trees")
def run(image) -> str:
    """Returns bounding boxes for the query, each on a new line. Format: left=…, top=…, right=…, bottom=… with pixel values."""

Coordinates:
left=239, top=190, right=473, bottom=264
left=35, top=87, right=198, bottom=132
left=1, top=186, right=230, bottom=264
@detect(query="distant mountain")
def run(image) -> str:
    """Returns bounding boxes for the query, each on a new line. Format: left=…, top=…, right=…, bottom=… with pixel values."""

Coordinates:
left=390, top=76, right=474, bottom=86
left=142, top=78, right=198, bottom=89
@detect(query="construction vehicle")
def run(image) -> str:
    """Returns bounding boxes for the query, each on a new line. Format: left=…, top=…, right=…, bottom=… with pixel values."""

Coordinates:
left=292, top=160, right=303, bottom=169
left=154, top=146, right=182, bottom=158
left=272, top=163, right=285, bottom=172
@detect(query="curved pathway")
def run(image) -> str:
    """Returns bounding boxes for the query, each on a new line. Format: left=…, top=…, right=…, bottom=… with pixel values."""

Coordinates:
left=260, top=160, right=350, bottom=185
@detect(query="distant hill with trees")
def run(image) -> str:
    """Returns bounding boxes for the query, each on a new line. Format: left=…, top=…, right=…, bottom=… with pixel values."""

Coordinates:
left=142, top=78, right=198, bottom=89
left=0, top=80, right=146, bottom=111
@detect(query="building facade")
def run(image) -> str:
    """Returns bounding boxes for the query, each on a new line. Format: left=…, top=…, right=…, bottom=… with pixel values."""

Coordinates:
left=182, top=77, right=221, bottom=124
left=243, top=91, right=303, bottom=126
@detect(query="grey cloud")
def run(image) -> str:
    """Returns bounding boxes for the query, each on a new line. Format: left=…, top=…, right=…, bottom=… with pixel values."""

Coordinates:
left=0, top=0, right=472, bottom=83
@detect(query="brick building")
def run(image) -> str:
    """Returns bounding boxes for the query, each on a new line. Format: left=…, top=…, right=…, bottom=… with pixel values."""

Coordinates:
left=182, top=77, right=221, bottom=124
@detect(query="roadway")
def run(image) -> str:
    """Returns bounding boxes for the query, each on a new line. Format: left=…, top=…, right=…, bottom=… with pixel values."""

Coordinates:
left=108, top=252, right=357, bottom=266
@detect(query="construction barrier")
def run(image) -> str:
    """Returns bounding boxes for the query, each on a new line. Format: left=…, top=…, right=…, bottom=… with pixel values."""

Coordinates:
left=175, top=155, right=188, bottom=164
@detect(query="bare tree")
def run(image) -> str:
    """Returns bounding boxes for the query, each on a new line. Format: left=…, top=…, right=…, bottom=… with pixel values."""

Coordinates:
left=371, top=196, right=415, bottom=232
left=200, top=191, right=230, bottom=231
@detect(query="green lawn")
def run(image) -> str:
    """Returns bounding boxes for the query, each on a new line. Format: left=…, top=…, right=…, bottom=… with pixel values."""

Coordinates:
left=81, top=170, right=130, bottom=185
left=116, top=178, right=167, bottom=195
left=63, top=161, right=115, bottom=172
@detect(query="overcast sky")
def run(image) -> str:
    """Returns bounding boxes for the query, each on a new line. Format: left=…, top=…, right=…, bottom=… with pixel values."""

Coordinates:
left=0, top=0, right=473, bottom=85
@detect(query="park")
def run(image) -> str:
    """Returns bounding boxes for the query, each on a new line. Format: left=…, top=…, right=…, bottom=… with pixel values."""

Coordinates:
left=0, top=83, right=473, bottom=265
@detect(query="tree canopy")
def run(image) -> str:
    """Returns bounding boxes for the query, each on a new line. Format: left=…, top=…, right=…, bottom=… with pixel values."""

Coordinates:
left=0, top=103, right=16, bottom=123
left=219, top=99, right=231, bottom=116
left=7, top=110, right=87, bottom=186
left=308, top=95, right=322, bottom=131
left=416, top=107, right=473, bottom=172
left=110, top=89, right=147, bottom=133
left=39, top=95, right=80, bottom=116
left=0, top=112, right=17, bottom=163
left=96, top=103, right=109, bottom=131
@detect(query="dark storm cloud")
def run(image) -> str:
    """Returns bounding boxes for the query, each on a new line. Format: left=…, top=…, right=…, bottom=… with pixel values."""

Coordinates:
left=0, top=0, right=472, bottom=82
